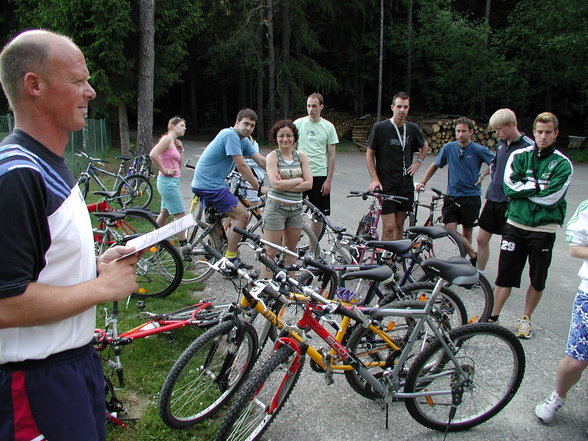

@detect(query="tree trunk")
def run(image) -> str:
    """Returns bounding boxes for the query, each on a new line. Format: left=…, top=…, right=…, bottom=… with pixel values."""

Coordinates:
left=136, top=0, right=155, bottom=155
left=266, top=0, right=276, bottom=125
left=118, top=102, right=130, bottom=156
left=280, top=0, right=290, bottom=119
left=376, top=0, right=384, bottom=121
left=189, top=69, right=199, bottom=132
left=405, top=0, right=413, bottom=94
left=256, top=63, right=265, bottom=142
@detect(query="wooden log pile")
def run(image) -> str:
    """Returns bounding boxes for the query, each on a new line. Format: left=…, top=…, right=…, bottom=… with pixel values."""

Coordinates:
left=419, top=118, right=497, bottom=153
left=350, top=115, right=498, bottom=153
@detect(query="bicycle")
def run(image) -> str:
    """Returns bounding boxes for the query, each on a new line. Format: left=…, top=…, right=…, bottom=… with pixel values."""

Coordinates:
left=303, top=197, right=492, bottom=323
left=76, top=150, right=153, bottom=209
left=157, top=230, right=467, bottom=430
left=94, top=297, right=228, bottom=421
left=181, top=163, right=320, bottom=283
left=214, top=256, right=525, bottom=440
left=90, top=209, right=183, bottom=298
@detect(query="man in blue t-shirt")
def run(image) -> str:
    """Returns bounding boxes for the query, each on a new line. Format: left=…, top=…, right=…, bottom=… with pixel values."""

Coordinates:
left=191, top=108, right=266, bottom=266
left=416, top=117, right=495, bottom=262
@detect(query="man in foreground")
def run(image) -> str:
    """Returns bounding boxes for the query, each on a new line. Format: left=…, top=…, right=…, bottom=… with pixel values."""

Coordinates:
left=0, top=30, right=140, bottom=441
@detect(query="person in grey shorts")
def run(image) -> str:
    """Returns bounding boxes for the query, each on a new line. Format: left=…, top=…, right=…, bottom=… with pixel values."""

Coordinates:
left=261, top=120, right=313, bottom=277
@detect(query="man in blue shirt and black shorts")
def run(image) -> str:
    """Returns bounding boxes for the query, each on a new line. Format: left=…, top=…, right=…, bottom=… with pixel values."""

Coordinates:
left=416, top=117, right=495, bottom=262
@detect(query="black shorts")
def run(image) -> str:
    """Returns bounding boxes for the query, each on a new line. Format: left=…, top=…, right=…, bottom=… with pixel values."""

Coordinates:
left=303, top=176, right=330, bottom=215
left=441, top=196, right=481, bottom=227
left=381, top=190, right=414, bottom=215
left=495, top=223, right=555, bottom=291
left=478, top=201, right=508, bottom=235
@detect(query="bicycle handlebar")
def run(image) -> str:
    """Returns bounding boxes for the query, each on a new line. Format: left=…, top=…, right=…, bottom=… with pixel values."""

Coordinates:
left=348, top=190, right=408, bottom=203
left=302, top=198, right=346, bottom=234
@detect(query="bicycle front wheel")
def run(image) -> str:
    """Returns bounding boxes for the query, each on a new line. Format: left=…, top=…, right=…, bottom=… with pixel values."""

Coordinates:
left=215, top=344, right=302, bottom=441
left=132, top=239, right=183, bottom=298
left=158, top=319, right=258, bottom=428
left=296, top=223, right=321, bottom=258
left=404, top=323, right=525, bottom=431
left=117, top=174, right=153, bottom=209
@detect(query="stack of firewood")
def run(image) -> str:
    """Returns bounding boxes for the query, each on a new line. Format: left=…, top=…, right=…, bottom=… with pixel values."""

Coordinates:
left=350, top=115, right=498, bottom=153
left=419, top=118, right=497, bottom=153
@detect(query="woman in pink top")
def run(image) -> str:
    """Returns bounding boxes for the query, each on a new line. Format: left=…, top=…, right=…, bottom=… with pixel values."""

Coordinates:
left=149, top=116, right=188, bottom=244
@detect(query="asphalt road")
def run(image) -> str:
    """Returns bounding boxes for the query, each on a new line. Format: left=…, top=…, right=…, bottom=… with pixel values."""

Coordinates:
left=178, top=139, right=588, bottom=441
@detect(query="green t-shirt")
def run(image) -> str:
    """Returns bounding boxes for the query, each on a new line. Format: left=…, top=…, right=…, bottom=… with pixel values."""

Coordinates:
left=294, top=116, right=339, bottom=176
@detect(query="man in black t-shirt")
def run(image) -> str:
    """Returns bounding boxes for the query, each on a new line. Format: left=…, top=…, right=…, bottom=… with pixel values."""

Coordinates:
left=366, top=92, right=429, bottom=240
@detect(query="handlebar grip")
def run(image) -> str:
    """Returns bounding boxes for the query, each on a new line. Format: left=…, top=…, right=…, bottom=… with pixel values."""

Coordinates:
left=348, top=190, right=362, bottom=195
left=232, top=226, right=262, bottom=244
left=302, top=255, right=335, bottom=276
left=258, top=254, right=281, bottom=274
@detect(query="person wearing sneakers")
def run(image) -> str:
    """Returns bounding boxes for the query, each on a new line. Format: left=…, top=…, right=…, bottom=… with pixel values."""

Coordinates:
left=488, top=112, right=573, bottom=337
left=535, top=199, right=588, bottom=423
left=476, top=109, right=533, bottom=274
left=190, top=108, right=267, bottom=272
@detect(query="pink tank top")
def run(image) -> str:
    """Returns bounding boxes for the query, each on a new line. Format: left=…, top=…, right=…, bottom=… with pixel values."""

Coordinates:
left=158, top=142, right=181, bottom=177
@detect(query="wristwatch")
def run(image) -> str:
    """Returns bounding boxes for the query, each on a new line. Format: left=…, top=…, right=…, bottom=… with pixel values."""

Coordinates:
left=416, top=158, right=424, bottom=164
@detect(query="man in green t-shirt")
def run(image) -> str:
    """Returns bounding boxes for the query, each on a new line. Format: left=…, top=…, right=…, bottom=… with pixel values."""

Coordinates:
left=294, top=92, right=339, bottom=244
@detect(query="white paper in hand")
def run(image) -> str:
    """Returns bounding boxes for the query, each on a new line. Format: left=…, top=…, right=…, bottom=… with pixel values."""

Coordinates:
left=117, top=215, right=195, bottom=259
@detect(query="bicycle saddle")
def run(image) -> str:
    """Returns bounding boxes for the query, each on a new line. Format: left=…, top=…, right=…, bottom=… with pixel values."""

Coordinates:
left=407, top=225, right=451, bottom=239
left=420, top=256, right=479, bottom=287
left=94, top=190, right=118, bottom=199
left=365, top=239, right=412, bottom=255
left=340, top=265, right=393, bottom=282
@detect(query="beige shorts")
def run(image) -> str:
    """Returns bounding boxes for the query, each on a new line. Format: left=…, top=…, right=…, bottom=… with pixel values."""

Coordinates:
left=262, top=198, right=304, bottom=230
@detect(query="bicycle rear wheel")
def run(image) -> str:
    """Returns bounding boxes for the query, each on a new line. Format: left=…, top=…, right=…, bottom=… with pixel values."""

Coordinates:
left=182, top=221, right=224, bottom=283
left=215, top=344, right=302, bottom=441
left=404, top=323, right=525, bottom=431
left=117, top=174, right=153, bottom=209
left=158, top=319, right=258, bottom=428
left=132, top=239, right=183, bottom=298
left=186, top=196, right=204, bottom=243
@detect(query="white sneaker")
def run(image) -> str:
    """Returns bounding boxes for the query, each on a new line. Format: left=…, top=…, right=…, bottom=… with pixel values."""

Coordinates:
left=535, top=391, right=564, bottom=424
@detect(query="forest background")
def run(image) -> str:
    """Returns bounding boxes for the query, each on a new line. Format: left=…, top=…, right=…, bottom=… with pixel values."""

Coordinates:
left=0, top=0, right=586, bottom=151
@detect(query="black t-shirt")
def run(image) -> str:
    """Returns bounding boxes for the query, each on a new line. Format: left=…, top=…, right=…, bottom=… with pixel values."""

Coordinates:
left=367, top=120, right=425, bottom=192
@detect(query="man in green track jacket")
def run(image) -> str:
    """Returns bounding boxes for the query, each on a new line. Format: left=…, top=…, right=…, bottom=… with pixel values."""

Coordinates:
left=489, top=112, right=573, bottom=339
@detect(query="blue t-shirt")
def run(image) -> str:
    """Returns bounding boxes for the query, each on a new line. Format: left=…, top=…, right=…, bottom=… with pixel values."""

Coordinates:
left=434, top=141, right=495, bottom=197
left=191, top=128, right=256, bottom=190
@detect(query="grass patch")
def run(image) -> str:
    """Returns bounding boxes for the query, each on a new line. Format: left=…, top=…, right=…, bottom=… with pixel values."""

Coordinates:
left=82, top=149, right=218, bottom=440
left=567, top=148, right=588, bottom=163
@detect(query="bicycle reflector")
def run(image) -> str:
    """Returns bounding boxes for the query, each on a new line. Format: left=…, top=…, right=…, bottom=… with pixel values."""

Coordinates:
left=335, top=287, right=357, bottom=303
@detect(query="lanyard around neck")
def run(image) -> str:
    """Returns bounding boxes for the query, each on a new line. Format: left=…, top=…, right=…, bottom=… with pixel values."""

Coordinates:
left=392, top=122, right=406, bottom=151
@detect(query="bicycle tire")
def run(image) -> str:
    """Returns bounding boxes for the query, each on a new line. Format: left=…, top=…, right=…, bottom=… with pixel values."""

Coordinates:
left=387, top=282, right=468, bottom=330
left=404, top=323, right=525, bottom=431
left=438, top=273, right=494, bottom=323
left=401, top=230, right=466, bottom=284
left=158, top=319, right=258, bottom=428
left=215, top=344, right=302, bottom=441
left=182, top=220, right=224, bottom=283
left=116, top=208, right=158, bottom=234
left=296, top=223, right=321, bottom=258
left=116, top=174, right=153, bottom=209
left=131, top=239, right=183, bottom=298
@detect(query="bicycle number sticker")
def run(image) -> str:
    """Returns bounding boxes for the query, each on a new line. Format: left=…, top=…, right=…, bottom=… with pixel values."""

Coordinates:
left=500, top=240, right=516, bottom=252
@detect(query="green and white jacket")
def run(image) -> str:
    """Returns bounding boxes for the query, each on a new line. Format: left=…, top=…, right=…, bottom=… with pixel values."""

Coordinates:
left=503, top=144, right=573, bottom=227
